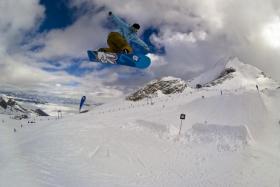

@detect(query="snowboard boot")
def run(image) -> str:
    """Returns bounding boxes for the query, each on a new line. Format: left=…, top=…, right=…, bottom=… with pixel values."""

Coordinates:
left=98, top=48, right=107, bottom=52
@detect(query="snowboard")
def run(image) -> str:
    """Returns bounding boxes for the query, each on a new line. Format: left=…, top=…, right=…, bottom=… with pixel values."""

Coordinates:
left=87, top=50, right=151, bottom=69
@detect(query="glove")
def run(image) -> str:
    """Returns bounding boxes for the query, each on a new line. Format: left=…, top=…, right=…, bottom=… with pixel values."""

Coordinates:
left=108, top=11, right=112, bottom=16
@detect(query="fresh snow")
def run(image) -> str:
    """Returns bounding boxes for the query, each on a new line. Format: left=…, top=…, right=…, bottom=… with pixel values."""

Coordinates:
left=0, top=59, right=280, bottom=187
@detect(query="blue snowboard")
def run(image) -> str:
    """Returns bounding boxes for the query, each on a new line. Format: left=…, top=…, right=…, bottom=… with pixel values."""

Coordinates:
left=87, top=50, right=151, bottom=69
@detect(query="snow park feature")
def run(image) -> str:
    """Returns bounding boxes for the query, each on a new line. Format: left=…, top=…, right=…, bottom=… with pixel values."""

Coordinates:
left=0, top=58, right=280, bottom=186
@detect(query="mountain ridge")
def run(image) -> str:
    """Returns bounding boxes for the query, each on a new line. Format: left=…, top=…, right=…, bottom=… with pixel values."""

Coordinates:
left=127, top=58, right=279, bottom=101
left=0, top=95, right=49, bottom=117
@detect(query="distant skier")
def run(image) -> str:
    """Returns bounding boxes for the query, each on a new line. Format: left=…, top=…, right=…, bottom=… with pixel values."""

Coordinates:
left=98, top=11, right=150, bottom=54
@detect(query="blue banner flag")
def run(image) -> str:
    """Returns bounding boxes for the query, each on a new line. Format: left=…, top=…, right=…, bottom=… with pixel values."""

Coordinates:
left=79, top=96, right=86, bottom=112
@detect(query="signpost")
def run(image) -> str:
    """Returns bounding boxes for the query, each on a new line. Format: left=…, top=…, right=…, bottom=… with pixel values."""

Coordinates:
left=179, top=114, right=186, bottom=135
left=57, top=110, right=62, bottom=119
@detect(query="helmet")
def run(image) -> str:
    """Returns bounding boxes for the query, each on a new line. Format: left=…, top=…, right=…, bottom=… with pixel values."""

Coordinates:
left=132, top=23, right=140, bottom=30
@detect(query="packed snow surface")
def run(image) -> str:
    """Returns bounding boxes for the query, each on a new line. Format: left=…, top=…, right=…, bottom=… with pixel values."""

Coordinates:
left=0, top=59, right=280, bottom=187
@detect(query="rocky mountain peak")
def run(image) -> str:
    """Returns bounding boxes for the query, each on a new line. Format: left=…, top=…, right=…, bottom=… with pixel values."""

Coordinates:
left=126, top=76, right=187, bottom=101
left=0, top=95, right=49, bottom=117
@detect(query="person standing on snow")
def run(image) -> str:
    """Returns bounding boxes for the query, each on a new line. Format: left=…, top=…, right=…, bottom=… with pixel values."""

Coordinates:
left=98, top=11, right=150, bottom=54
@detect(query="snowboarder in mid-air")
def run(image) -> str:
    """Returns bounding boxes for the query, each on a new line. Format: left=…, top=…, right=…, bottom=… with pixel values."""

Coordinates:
left=99, top=11, right=150, bottom=54
left=87, top=11, right=151, bottom=69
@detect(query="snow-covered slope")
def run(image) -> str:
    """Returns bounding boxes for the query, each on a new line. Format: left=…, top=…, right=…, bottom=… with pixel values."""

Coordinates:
left=0, top=58, right=280, bottom=187
left=189, top=57, right=229, bottom=86
left=190, top=57, right=279, bottom=91
left=0, top=89, right=83, bottom=116
left=0, top=95, right=49, bottom=117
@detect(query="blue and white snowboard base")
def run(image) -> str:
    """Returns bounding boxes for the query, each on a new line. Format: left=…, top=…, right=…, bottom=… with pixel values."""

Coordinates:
left=87, top=50, right=151, bottom=69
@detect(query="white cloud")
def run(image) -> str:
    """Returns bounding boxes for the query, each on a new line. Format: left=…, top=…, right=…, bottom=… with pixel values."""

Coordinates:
left=68, top=0, right=280, bottom=82
left=32, top=13, right=108, bottom=59
left=0, top=54, right=75, bottom=88
left=262, top=16, right=280, bottom=48
left=0, top=1, right=121, bottom=102
left=0, top=0, right=44, bottom=52
left=1, top=0, right=280, bottom=103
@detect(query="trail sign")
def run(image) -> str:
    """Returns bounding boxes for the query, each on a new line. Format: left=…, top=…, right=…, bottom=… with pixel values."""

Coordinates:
left=180, top=114, right=186, bottom=120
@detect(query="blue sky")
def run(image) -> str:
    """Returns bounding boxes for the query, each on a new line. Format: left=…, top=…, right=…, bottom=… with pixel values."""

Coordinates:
left=0, top=0, right=280, bottom=102
left=39, top=0, right=78, bottom=31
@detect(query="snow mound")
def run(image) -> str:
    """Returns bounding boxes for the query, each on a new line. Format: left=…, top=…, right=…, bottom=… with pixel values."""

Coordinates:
left=121, top=120, right=252, bottom=152
left=184, top=123, right=251, bottom=151
left=122, top=120, right=169, bottom=137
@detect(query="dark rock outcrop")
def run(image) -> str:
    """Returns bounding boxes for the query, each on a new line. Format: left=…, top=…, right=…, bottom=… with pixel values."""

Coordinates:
left=205, top=68, right=236, bottom=87
left=0, top=97, right=7, bottom=109
left=126, top=77, right=187, bottom=101
left=34, top=109, right=49, bottom=116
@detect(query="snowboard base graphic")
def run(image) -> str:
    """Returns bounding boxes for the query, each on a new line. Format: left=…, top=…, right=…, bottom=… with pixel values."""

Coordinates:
left=87, top=51, right=151, bottom=69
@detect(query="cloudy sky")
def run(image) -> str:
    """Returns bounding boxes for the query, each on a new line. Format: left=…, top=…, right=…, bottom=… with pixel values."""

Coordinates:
left=0, top=0, right=280, bottom=102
